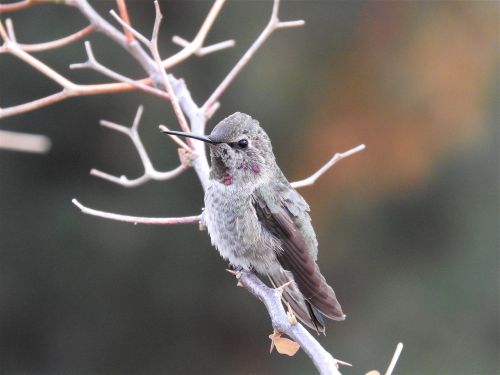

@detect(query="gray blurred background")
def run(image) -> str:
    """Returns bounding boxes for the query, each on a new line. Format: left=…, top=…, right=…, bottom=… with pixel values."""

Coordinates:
left=0, top=1, right=498, bottom=374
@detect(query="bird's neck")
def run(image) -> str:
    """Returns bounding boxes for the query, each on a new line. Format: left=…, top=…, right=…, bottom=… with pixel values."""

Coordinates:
left=209, top=153, right=273, bottom=189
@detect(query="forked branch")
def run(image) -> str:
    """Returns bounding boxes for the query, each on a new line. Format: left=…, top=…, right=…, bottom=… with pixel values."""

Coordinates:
left=172, top=36, right=235, bottom=57
left=70, top=41, right=169, bottom=99
left=90, top=106, right=190, bottom=187
left=0, top=19, right=165, bottom=119
left=0, top=0, right=231, bottom=119
left=202, top=0, right=305, bottom=115
left=291, top=144, right=366, bottom=189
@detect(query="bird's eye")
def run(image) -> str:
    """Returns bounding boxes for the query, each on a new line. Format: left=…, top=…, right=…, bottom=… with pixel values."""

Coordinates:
left=237, top=139, right=248, bottom=149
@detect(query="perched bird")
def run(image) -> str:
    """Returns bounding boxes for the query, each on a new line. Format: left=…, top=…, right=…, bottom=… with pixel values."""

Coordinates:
left=162, top=112, right=345, bottom=333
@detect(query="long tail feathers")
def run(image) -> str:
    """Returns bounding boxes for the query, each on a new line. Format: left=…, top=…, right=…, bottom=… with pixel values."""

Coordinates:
left=268, top=268, right=345, bottom=334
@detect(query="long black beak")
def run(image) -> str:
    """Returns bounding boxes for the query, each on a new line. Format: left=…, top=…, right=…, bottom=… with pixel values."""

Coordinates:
left=160, top=128, right=217, bottom=144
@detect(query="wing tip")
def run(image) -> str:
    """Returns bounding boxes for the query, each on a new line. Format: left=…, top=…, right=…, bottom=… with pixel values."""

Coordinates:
left=333, top=312, right=347, bottom=321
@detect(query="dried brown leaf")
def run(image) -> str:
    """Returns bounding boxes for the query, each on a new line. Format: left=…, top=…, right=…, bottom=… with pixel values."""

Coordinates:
left=268, top=331, right=300, bottom=356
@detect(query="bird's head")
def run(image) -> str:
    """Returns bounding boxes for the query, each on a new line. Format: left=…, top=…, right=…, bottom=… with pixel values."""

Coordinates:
left=162, top=112, right=275, bottom=186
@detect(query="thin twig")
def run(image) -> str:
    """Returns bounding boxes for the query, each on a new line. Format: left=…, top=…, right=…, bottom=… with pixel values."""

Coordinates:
left=291, top=144, right=365, bottom=189
left=0, top=80, right=157, bottom=119
left=109, top=8, right=150, bottom=47
left=5, top=18, right=17, bottom=42
left=150, top=2, right=192, bottom=137
left=163, top=0, right=227, bottom=67
left=172, top=35, right=235, bottom=57
left=0, top=0, right=36, bottom=14
left=385, top=343, right=404, bottom=375
left=0, top=0, right=31, bottom=14
left=0, top=32, right=76, bottom=88
left=0, top=19, right=9, bottom=42
left=89, top=166, right=186, bottom=187
left=116, top=0, right=135, bottom=42
left=0, top=130, right=51, bottom=153
left=7, top=21, right=95, bottom=52
left=72, top=199, right=201, bottom=225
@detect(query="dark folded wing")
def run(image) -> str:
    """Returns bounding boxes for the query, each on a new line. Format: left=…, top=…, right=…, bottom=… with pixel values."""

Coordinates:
left=253, top=185, right=344, bottom=321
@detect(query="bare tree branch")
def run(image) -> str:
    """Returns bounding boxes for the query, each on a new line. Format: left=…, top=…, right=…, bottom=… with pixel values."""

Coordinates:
left=5, top=19, right=94, bottom=52
left=90, top=106, right=190, bottom=187
left=0, top=130, right=51, bottom=153
left=162, top=0, right=227, bottom=67
left=385, top=343, right=404, bottom=375
left=69, top=41, right=168, bottom=98
left=150, top=2, right=192, bottom=136
left=108, top=8, right=150, bottom=47
left=0, top=20, right=167, bottom=119
left=0, top=0, right=229, bottom=119
left=0, top=0, right=47, bottom=14
left=0, top=32, right=76, bottom=88
left=72, top=199, right=201, bottom=225
left=68, top=0, right=160, bottom=82
left=0, top=80, right=156, bottom=119
left=168, top=75, right=211, bottom=189
left=115, top=0, right=135, bottom=43
left=172, top=35, right=235, bottom=57
left=237, top=271, right=342, bottom=375
left=0, top=0, right=31, bottom=13
left=291, top=144, right=366, bottom=189
left=201, top=0, right=305, bottom=115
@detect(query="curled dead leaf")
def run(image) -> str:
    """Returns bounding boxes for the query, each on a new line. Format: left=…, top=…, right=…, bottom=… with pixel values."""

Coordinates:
left=269, top=331, right=300, bottom=356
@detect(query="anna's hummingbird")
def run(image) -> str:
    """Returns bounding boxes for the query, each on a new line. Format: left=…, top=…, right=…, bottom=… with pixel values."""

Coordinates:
left=162, top=112, right=345, bottom=333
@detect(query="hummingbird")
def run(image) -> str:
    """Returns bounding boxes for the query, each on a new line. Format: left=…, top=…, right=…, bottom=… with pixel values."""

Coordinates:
left=162, top=112, right=345, bottom=333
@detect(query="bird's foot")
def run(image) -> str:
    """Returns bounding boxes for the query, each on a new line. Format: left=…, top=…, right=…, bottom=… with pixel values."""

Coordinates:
left=225, top=267, right=243, bottom=287
left=285, top=302, right=298, bottom=325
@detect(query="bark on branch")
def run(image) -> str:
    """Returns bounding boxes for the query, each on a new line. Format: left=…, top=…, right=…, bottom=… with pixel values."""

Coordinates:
left=238, top=271, right=342, bottom=375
